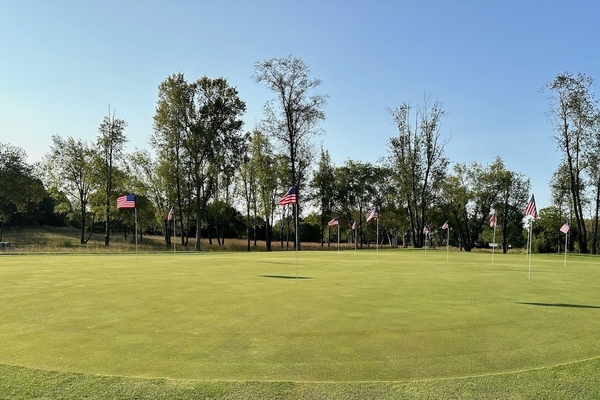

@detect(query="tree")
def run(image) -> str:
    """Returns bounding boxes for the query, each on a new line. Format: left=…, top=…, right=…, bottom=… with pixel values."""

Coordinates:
left=129, top=149, right=172, bottom=246
left=585, top=111, right=600, bottom=254
left=44, top=135, right=97, bottom=244
left=189, top=77, right=246, bottom=250
left=310, top=148, right=336, bottom=247
left=442, top=157, right=522, bottom=251
left=0, top=143, right=46, bottom=239
left=533, top=206, right=569, bottom=253
left=334, top=160, right=380, bottom=248
left=494, top=160, right=530, bottom=253
left=388, top=97, right=449, bottom=248
left=254, top=55, right=327, bottom=249
left=544, top=72, right=596, bottom=253
left=152, top=73, right=195, bottom=248
left=97, top=107, right=128, bottom=247
left=249, top=129, right=282, bottom=251
left=238, top=133, right=255, bottom=251
left=152, top=73, right=246, bottom=251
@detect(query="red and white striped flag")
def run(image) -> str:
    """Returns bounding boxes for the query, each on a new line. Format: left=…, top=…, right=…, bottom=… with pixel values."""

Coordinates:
left=116, top=194, right=136, bottom=209
left=278, top=186, right=297, bottom=206
left=524, top=195, right=538, bottom=218
left=489, top=213, right=497, bottom=228
left=365, top=207, right=379, bottom=222
left=560, top=223, right=570, bottom=234
left=167, top=206, right=174, bottom=221
left=441, top=220, right=449, bottom=230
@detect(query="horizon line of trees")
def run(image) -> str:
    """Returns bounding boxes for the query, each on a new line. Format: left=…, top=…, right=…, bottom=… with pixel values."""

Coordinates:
left=1, top=60, right=599, bottom=254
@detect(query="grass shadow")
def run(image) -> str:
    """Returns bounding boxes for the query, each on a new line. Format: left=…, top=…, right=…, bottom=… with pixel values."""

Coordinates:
left=260, top=275, right=312, bottom=280
left=516, top=302, right=600, bottom=309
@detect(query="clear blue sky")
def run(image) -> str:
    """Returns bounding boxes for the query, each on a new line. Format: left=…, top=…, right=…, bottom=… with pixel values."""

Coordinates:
left=2, top=0, right=600, bottom=210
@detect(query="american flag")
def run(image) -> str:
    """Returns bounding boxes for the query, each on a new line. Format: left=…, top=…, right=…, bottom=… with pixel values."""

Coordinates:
left=365, top=207, right=379, bottom=222
left=351, top=220, right=357, bottom=230
left=278, top=186, right=297, bottom=206
left=560, top=223, right=570, bottom=234
left=167, top=206, right=174, bottom=221
left=489, top=213, right=497, bottom=228
left=524, top=194, right=538, bottom=218
left=442, top=220, right=449, bottom=230
left=328, top=217, right=339, bottom=227
left=116, top=194, right=136, bottom=209
left=423, top=226, right=429, bottom=234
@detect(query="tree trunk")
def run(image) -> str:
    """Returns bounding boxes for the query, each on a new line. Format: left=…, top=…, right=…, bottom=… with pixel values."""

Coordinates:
left=195, top=192, right=202, bottom=251
left=246, top=204, right=251, bottom=252
left=265, top=218, right=272, bottom=251
left=593, top=178, right=600, bottom=255
left=80, top=199, right=86, bottom=245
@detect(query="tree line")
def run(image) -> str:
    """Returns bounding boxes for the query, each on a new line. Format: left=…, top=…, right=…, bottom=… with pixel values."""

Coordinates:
left=1, top=59, right=598, bottom=254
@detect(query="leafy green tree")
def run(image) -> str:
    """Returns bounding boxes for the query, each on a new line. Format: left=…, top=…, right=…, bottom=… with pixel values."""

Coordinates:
left=152, top=73, right=196, bottom=247
left=585, top=111, right=600, bottom=254
left=310, top=148, right=336, bottom=247
left=0, top=144, right=46, bottom=239
left=97, top=108, right=128, bottom=247
left=334, top=160, right=380, bottom=248
left=544, top=72, right=596, bottom=253
left=249, top=129, right=284, bottom=251
left=254, top=55, right=327, bottom=249
left=494, top=159, right=530, bottom=253
left=44, top=136, right=97, bottom=244
left=129, top=149, right=172, bottom=246
left=238, top=133, right=256, bottom=251
left=153, top=73, right=246, bottom=251
left=532, top=206, right=568, bottom=253
left=440, top=158, right=526, bottom=252
left=388, top=97, right=449, bottom=248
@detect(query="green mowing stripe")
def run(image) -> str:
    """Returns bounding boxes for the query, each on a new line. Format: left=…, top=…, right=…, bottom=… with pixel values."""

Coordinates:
left=1, top=251, right=600, bottom=384
left=1, top=358, right=600, bottom=399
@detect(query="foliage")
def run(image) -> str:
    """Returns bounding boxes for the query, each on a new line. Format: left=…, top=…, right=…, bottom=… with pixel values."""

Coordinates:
left=43, top=136, right=98, bottom=244
left=387, top=97, right=449, bottom=248
left=545, top=72, right=597, bottom=253
left=152, top=73, right=246, bottom=251
left=96, top=108, right=128, bottom=247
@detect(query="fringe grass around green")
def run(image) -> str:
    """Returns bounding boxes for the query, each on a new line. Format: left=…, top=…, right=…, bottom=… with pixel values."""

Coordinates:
left=1, top=249, right=600, bottom=398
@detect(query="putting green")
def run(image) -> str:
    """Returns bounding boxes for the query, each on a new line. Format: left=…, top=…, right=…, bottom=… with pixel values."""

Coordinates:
left=1, top=250, right=599, bottom=381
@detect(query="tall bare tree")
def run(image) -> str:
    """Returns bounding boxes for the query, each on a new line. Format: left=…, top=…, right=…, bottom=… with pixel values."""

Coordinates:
left=545, top=72, right=596, bottom=253
left=254, top=55, right=327, bottom=249
left=388, top=97, right=449, bottom=247
left=97, top=107, right=127, bottom=247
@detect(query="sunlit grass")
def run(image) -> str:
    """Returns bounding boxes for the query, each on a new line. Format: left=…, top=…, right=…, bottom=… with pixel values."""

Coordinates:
left=1, top=249, right=599, bottom=398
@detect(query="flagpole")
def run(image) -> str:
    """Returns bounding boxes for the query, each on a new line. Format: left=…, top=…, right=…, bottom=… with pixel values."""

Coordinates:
left=528, top=221, right=533, bottom=280
left=173, top=214, right=176, bottom=253
left=376, top=217, right=379, bottom=258
left=446, top=227, right=449, bottom=262
left=295, top=202, right=299, bottom=284
left=135, top=206, right=138, bottom=265
left=525, top=224, right=530, bottom=260
left=337, top=224, right=340, bottom=259
left=564, top=230, right=568, bottom=266
left=492, top=223, right=497, bottom=264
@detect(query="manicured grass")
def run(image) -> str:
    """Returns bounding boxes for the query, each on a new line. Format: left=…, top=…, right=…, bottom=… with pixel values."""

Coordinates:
left=1, top=249, right=599, bottom=398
